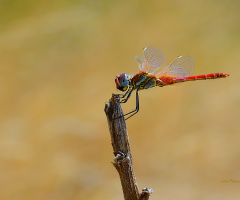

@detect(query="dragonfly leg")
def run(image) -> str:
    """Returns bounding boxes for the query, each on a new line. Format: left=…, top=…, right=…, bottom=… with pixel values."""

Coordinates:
left=113, top=89, right=139, bottom=120
left=120, top=87, right=134, bottom=103
left=115, top=86, right=130, bottom=99
left=124, top=90, right=139, bottom=120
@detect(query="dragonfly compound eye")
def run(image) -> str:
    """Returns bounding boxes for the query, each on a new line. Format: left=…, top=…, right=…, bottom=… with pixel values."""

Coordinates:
left=119, top=73, right=128, bottom=87
left=115, top=73, right=129, bottom=91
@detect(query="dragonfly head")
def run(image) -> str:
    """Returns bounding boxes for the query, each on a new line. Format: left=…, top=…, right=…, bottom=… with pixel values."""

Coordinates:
left=115, top=73, right=129, bottom=91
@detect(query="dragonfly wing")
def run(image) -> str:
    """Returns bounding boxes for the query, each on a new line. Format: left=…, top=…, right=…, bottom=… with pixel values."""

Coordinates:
left=138, top=47, right=166, bottom=74
left=157, top=56, right=194, bottom=77
left=136, top=55, right=144, bottom=71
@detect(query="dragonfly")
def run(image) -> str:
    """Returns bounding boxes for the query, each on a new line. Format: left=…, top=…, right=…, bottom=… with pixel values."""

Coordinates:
left=115, top=47, right=230, bottom=120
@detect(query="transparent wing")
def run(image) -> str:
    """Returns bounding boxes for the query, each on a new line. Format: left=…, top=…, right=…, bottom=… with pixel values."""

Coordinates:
left=137, top=47, right=167, bottom=74
left=156, top=56, right=194, bottom=77
left=136, top=55, right=144, bottom=70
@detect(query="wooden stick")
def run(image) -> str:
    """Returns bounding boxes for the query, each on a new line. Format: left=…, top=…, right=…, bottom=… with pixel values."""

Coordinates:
left=105, top=94, right=152, bottom=200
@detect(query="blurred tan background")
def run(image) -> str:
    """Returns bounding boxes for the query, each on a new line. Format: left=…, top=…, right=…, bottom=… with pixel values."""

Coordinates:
left=0, top=0, right=239, bottom=199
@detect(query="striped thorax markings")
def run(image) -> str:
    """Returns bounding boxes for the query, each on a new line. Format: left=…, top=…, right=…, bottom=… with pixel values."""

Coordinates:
left=131, top=72, right=157, bottom=90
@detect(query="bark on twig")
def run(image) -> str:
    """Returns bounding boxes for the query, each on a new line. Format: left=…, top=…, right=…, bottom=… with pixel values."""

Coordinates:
left=105, top=94, right=152, bottom=200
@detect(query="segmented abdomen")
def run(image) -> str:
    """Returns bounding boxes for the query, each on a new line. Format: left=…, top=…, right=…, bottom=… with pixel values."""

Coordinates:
left=157, top=73, right=230, bottom=86
left=184, top=73, right=230, bottom=81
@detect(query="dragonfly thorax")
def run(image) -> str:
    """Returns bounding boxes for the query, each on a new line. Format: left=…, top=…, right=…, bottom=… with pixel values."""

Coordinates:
left=115, top=73, right=129, bottom=91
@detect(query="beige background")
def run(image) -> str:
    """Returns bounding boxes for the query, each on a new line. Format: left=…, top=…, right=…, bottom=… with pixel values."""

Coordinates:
left=0, top=0, right=239, bottom=199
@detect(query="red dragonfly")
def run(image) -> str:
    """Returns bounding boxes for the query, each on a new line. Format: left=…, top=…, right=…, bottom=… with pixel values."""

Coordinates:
left=115, top=47, right=230, bottom=120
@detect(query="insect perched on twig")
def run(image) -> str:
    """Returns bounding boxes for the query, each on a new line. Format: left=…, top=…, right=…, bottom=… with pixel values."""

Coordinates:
left=115, top=47, right=230, bottom=120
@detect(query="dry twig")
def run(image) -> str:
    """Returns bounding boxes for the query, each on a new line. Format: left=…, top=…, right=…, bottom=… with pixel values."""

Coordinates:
left=105, top=94, right=152, bottom=200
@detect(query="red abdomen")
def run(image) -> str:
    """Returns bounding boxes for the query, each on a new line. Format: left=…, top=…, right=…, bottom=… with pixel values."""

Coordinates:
left=174, top=73, right=230, bottom=82
left=186, top=73, right=230, bottom=81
